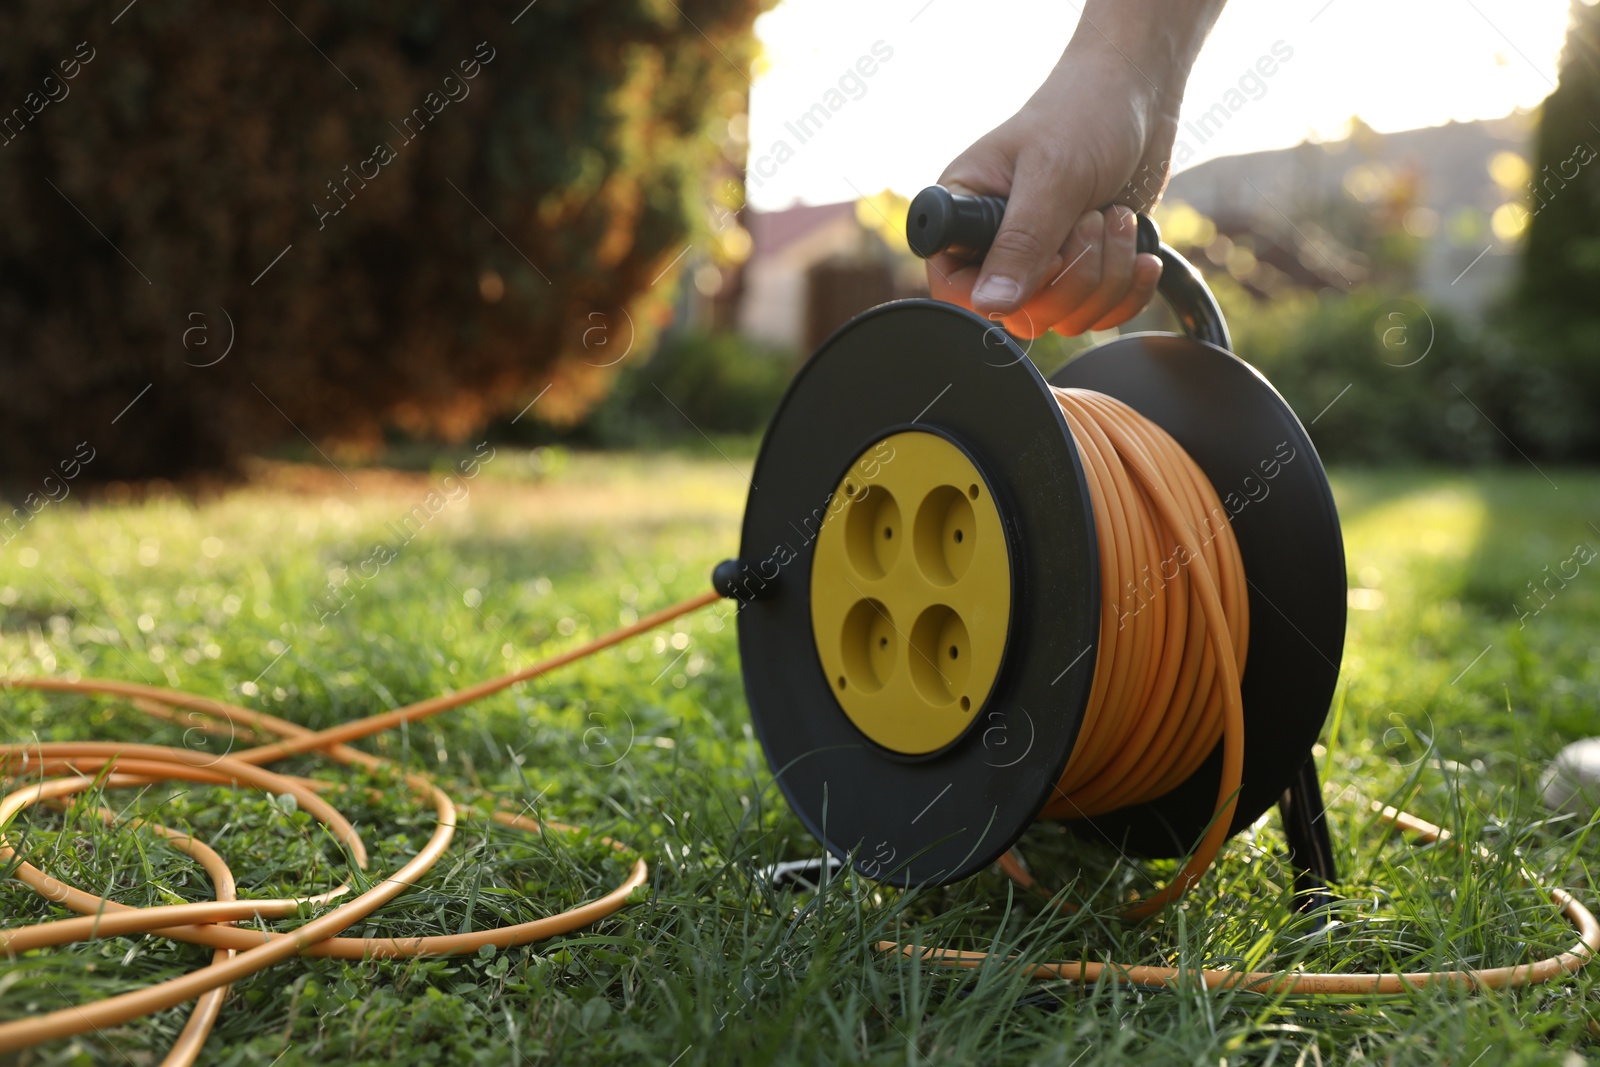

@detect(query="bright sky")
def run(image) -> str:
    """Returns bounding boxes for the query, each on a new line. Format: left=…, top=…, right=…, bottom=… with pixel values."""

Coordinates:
left=745, top=0, right=1575, bottom=210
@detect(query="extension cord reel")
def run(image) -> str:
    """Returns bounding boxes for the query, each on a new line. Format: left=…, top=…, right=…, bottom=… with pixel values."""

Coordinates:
left=721, top=187, right=1343, bottom=897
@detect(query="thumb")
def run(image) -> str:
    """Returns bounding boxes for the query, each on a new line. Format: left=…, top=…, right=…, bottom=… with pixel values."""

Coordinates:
left=971, top=153, right=1086, bottom=316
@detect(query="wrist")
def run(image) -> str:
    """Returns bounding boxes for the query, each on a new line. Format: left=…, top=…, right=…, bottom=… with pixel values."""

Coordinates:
left=1056, top=0, right=1222, bottom=111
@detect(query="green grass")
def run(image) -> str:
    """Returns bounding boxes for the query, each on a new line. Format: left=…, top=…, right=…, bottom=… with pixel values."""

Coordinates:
left=2, top=449, right=1599, bottom=1066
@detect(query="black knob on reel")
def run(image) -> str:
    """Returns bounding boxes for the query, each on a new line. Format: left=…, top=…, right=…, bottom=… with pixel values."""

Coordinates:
left=905, top=185, right=1010, bottom=261
left=907, top=184, right=1160, bottom=261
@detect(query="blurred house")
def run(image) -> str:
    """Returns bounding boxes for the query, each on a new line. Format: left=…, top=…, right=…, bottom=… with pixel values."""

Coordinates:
left=735, top=201, right=928, bottom=353
left=1164, top=112, right=1536, bottom=317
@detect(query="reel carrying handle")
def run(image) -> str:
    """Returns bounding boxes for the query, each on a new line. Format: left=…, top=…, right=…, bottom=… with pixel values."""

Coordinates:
left=906, top=184, right=1232, bottom=351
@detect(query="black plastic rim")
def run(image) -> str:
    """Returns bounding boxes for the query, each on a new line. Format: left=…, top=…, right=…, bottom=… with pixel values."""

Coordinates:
left=736, top=299, right=1100, bottom=888
left=1051, top=333, right=1347, bottom=857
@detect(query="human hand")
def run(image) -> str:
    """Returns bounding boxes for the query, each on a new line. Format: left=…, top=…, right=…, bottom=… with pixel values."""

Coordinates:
left=926, top=3, right=1222, bottom=339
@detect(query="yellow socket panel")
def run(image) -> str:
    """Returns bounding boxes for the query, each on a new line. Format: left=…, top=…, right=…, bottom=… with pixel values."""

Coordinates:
left=809, top=430, right=1012, bottom=755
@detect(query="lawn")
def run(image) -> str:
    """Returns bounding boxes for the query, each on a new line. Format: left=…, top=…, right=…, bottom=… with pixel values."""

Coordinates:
left=2, top=447, right=1598, bottom=1066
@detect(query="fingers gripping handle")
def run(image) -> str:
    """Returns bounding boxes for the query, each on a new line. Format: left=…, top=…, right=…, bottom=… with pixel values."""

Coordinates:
left=905, top=184, right=1231, bottom=351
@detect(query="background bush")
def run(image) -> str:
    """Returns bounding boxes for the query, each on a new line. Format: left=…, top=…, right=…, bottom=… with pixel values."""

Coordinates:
left=0, top=0, right=765, bottom=481
left=521, top=330, right=796, bottom=448
left=1220, top=284, right=1514, bottom=466
left=1016, top=283, right=1526, bottom=468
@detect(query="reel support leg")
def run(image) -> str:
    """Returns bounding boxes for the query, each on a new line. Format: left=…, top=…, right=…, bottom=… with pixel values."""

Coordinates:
left=1279, top=757, right=1338, bottom=918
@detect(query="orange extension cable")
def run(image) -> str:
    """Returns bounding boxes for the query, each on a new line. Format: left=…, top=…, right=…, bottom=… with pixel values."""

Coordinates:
left=1038, top=388, right=1249, bottom=919
left=3, top=391, right=1596, bottom=1064
left=0, top=590, right=717, bottom=1064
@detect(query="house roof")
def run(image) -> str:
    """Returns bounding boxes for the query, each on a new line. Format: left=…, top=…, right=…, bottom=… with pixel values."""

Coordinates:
left=744, top=201, right=858, bottom=260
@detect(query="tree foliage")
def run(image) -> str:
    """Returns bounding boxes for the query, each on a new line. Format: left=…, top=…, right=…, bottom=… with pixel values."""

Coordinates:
left=0, top=0, right=764, bottom=480
left=1507, top=0, right=1600, bottom=459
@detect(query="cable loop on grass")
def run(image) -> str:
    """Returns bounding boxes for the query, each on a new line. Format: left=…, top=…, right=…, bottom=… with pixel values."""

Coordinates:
left=0, top=588, right=715, bottom=1065
left=879, top=802, right=1600, bottom=993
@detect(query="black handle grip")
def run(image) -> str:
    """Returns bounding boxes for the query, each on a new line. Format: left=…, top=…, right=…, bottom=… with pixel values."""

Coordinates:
left=907, top=184, right=1159, bottom=260
left=904, top=184, right=1231, bottom=351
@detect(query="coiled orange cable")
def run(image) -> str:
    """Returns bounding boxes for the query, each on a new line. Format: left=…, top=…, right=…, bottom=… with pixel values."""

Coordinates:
left=1038, top=387, right=1248, bottom=918
left=0, top=589, right=718, bottom=1064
